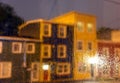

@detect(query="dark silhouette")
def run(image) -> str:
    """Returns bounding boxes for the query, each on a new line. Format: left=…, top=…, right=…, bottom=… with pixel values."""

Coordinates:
left=97, top=27, right=114, bottom=40
left=0, top=2, right=24, bottom=36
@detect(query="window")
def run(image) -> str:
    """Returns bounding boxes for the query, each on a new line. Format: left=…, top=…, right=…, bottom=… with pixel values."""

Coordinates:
left=12, top=42, right=22, bottom=53
left=77, top=21, right=84, bottom=32
left=114, top=48, right=120, bottom=62
left=114, top=48, right=120, bottom=56
left=87, top=23, right=93, bottom=32
left=102, top=47, right=109, bottom=57
left=57, top=45, right=66, bottom=58
left=42, top=45, right=51, bottom=58
left=26, top=43, right=35, bottom=54
left=114, top=64, right=120, bottom=76
left=77, top=40, right=83, bottom=51
left=58, top=25, right=67, bottom=38
left=31, top=62, right=39, bottom=82
left=78, top=62, right=87, bottom=72
left=0, top=42, right=2, bottom=53
left=56, top=63, right=70, bottom=75
left=101, top=65, right=110, bottom=77
left=43, top=23, right=51, bottom=37
left=87, top=42, right=92, bottom=50
left=0, top=62, right=12, bottom=78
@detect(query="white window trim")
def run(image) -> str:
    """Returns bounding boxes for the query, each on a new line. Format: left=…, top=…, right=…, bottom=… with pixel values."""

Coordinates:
left=58, top=25, right=67, bottom=38
left=0, top=62, right=12, bottom=78
left=0, top=42, right=3, bottom=53
left=12, top=42, right=22, bottom=54
left=42, top=44, right=51, bottom=58
left=56, top=63, right=70, bottom=75
left=31, top=62, right=39, bottom=82
left=57, top=45, right=67, bottom=58
left=43, top=23, right=51, bottom=37
left=26, top=43, right=35, bottom=54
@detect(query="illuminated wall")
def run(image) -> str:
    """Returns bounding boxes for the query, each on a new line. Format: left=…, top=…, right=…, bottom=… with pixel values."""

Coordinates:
left=51, top=11, right=97, bottom=80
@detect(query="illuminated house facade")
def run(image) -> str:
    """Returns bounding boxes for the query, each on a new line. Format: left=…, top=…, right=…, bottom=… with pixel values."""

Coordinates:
left=97, top=31, right=120, bottom=79
left=1, top=11, right=120, bottom=83
left=51, top=11, right=97, bottom=80
left=19, top=20, right=74, bottom=82
left=98, top=40, right=120, bottom=79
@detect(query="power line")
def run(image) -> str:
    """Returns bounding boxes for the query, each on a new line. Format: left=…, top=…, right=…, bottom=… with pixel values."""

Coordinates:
left=104, top=0, right=120, bottom=5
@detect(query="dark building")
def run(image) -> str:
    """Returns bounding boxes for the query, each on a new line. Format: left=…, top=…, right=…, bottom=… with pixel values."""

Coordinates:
left=0, top=36, right=40, bottom=83
left=19, top=20, right=74, bottom=82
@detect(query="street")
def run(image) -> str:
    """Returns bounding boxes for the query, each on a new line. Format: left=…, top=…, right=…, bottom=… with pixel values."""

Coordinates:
left=49, top=80, right=120, bottom=83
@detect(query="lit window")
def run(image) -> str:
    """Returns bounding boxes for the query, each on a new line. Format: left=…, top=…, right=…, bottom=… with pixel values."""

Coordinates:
left=88, top=42, right=92, bottom=50
left=42, top=45, right=51, bottom=58
left=77, top=22, right=84, bottom=32
left=57, top=45, right=66, bottom=58
left=0, top=42, right=3, bottom=53
left=56, top=63, right=70, bottom=75
left=87, top=23, right=93, bottom=32
left=26, top=43, right=35, bottom=54
left=58, top=25, right=67, bottom=38
left=0, top=62, right=12, bottom=78
left=31, top=62, right=39, bottom=82
left=12, top=42, right=22, bottom=53
left=77, top=40, right=83, bottom=51
left=43, top=23, right=51, bottom=37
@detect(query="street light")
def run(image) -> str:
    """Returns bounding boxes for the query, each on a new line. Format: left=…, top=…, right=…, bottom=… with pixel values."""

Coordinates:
left=88, top=56, right=99, bottom=64
left=42, top=64, right=49, bottom=70
left=88, top=56, right=99, bottom=78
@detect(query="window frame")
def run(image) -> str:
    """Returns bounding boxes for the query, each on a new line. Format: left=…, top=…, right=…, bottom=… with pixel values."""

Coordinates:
left=12, top=42, right=22, bottom=54
left=26, top=43, right=35, bottom=54
left=0, top=62, right=12, bottom=78
left=87, top=41, right=93, bottom=51
left=0, top=42, right=3, bottom=53
left=57, top=45, right=67, bottom=58
left=31, top=62, right=39, bottom=82
left=43, top=23, right=51, bottom=37
left=58, top=25, right=67, bottom=38
left=87, top=23, right=93, bottom=32
left=42, top=44, right=51, bottom=58
left=114, top=48, right=120, bottom=57
left=77, top=40, right=83, bottom=51
left=56, top=63, right=70, bottom=75
left=102, top=47, right=109, bottom=58
left=76, top=21, right=84, bottom=32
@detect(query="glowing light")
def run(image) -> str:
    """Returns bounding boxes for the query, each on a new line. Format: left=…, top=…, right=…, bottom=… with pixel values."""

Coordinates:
left=42, top=64, right=49, bottom=70
left=88, top=56, right=99, bottom=64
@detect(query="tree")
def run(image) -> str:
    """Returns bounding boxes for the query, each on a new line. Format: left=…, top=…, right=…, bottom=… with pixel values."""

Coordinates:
left=97, top=27, right=113, bottom=40
left=0, top=2, right=24, bottom=36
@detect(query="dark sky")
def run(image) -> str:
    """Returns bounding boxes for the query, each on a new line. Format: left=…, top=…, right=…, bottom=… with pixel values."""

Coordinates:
left=1, top=0, right=120, bottom=28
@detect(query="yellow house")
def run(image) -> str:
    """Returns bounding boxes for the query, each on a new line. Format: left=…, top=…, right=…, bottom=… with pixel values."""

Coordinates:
left=51, top=11, right=97, bottom=80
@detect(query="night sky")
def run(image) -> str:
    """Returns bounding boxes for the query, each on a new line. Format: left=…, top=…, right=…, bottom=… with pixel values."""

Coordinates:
left=1, top=0, right=120, bottom=29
